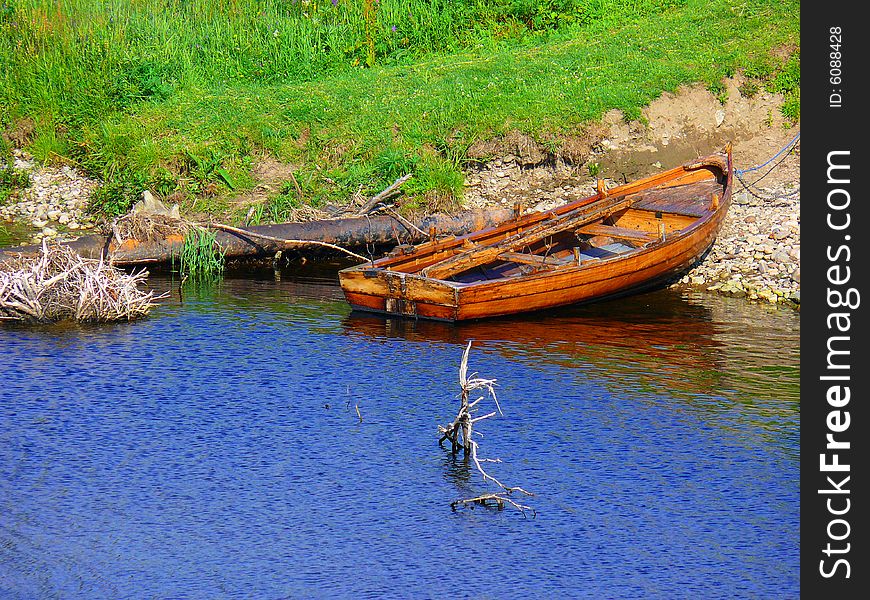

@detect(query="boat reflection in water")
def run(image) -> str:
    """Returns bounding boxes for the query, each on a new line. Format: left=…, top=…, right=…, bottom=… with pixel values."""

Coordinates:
left=342, top=285, right=799, bottom=422
left=344, top=288, right=722, bottom=384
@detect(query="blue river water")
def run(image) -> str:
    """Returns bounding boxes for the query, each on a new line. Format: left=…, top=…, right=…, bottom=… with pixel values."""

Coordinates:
left=1, top=265, right=799, bottom=599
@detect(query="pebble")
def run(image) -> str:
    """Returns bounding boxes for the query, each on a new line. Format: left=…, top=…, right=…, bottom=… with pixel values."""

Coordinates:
left=1, top=150, right=99, bottom=243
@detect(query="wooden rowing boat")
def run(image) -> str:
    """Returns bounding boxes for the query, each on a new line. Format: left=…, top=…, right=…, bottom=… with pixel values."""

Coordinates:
left=339, top=145, right=733, bottom=321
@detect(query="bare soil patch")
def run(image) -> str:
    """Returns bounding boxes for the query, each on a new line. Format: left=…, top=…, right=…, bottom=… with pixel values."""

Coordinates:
left=1, top=118, right=36, bottom=149
left=461, top=74, right=799, bottom=212
left=229, top=156, right=301, bottom=210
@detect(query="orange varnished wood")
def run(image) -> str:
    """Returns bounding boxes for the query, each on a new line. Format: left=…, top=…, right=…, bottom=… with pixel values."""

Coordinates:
left=498, top=251, right=565, bottom=267
left=454, top=215, right=722, bottom=318
left=373, top=154, right=724, bottom=272
left=420, top=193, right=639, bottom=280
left=575, top=223, right=656, bottom=242
left=338, top=149, right=733, bottom=321
left=653, top=167, right=716, bottom=189
left=614, top=210, right=695, bottom=234
left=343, top=290, right=457, bottom=320
left=340, top=270, right=457, bottom=305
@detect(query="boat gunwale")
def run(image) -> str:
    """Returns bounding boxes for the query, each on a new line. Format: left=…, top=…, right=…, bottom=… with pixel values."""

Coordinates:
left=454, top=190, right=731, bottom=290
left=342, top=154, right=732, bottom=280
left=357, top=199, right=726, bottom=296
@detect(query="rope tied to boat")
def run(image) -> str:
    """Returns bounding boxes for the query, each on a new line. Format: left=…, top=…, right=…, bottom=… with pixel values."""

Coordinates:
left=734, top=131, right=800, bottom=203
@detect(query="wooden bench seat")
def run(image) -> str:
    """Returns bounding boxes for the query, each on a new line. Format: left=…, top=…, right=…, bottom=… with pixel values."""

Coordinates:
left=575, top=223, right=657, bottom=242
left=497, top=251, right=567, bottom=268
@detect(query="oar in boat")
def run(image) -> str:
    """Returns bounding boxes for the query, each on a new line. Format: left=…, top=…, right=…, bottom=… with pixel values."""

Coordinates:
left=420, top=191, right=640, bottom=280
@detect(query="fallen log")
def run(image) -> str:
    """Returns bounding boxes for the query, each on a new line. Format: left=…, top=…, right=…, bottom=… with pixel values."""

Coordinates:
left=0, top=208, right=516, bottom=266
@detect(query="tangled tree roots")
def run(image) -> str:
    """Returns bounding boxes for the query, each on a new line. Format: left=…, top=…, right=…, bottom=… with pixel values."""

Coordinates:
left=0, top=240, right=159, bottom=323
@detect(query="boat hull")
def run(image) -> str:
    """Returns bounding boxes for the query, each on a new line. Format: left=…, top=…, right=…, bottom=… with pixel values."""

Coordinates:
left=341, top=217, right=721, bottom=320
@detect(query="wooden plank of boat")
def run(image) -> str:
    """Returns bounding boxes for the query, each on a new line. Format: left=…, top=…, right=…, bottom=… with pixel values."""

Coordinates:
left=357, top=154, right=726, bottom=276
left=573, top=223, right=658, bottom=242
left=497, top=251, right=568, bottom=268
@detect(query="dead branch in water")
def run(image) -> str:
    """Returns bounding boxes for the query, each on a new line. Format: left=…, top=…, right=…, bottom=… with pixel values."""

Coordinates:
left=0, top=240, right=160, bottom=323
left=439, top=341, right=535, bottom=517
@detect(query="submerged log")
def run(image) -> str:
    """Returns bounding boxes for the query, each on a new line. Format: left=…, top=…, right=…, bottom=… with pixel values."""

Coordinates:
left=0, top=208, right=516, bottom=266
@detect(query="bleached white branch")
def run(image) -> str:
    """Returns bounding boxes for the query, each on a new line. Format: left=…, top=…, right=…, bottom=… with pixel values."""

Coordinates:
left=439, top=340, right=534, bottom=515
left=1, top=241, right=163, bottom=323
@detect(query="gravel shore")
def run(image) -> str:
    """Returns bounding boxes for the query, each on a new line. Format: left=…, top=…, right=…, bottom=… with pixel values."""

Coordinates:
left=1, top=151, right=99, bottom=242
left=675, top=187, right=800, bottom=306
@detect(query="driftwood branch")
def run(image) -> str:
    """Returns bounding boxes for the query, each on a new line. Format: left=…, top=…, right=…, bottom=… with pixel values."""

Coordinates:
left=469, top=438, right=533, bottom=497
left=0, top=239, right=161, bottom=323
left=288, top=168, right=304, bottom=202
left=201, top=222, right=370, bottom=263
left=439, top=341, right=535, bottom=517
left=357, top=173, right=413, bottom=215
left=374, top=204, right=429, bottom=238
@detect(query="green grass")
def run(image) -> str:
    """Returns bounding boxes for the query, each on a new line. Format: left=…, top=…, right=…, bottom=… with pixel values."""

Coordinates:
left=179, top=227, right=225, bottom=281
left=1, top=138, right=30, bottom=203
left=1, top=0, right=799, bottom=221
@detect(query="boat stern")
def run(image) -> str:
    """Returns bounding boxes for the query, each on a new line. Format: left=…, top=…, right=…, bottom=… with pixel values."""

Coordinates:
left=339, top=266, right=462, bottom=321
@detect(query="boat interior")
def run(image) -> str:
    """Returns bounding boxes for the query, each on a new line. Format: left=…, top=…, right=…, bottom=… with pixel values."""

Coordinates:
left=449, top=177, right=725, bottom=284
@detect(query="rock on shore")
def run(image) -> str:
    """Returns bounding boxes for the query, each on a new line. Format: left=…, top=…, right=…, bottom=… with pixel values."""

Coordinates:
left=674, top=187, right=800, bottom=307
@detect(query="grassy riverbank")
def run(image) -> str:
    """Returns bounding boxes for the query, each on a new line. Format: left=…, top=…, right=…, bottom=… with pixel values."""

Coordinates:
left=1, top=0, right=799, bottom=221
